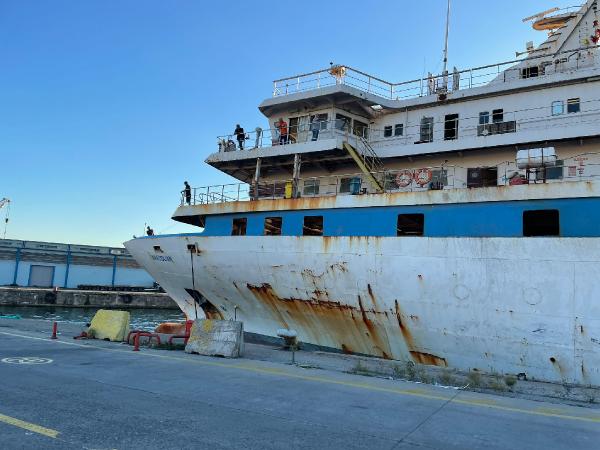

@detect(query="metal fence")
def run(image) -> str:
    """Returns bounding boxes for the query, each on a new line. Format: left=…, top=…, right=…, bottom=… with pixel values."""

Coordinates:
left=272, top=46, right=599, bottom=101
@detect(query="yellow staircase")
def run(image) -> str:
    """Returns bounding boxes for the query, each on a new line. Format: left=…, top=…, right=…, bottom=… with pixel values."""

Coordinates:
left=343, top=137, right=384, bottom=193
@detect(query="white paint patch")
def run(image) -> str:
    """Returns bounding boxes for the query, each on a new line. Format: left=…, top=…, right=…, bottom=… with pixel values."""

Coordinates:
left=1, top=356, right=53, bottom=365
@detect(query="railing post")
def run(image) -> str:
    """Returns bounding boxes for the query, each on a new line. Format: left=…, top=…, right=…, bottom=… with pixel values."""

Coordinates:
left=317, top=72, right=321, bottom=89
left=207, top=186, right=210, bottom=203
left=237, top=183, right=240, bottom=201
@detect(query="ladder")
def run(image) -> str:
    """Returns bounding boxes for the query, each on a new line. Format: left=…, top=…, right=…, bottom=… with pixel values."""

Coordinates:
left=343, top=136, right=385, bottom=193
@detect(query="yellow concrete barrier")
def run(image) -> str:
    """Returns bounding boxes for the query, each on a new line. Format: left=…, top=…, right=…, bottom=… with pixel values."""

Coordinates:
left=88, top=309, right=130, bottom=342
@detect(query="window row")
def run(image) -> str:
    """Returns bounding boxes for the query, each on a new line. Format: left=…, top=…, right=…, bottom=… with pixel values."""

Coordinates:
left=551, top=98, right=580, bottom=116
left=230, top=210, right=560, bottom=237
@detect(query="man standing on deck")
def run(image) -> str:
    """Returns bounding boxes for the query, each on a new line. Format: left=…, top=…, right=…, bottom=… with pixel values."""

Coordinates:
left=146, top=226, right=154, bottom=236
left=184, top=181, right=191, bottom=205
left=276, top=118, right=288, bottom=145
left=234, top=124, right=245, bottom=150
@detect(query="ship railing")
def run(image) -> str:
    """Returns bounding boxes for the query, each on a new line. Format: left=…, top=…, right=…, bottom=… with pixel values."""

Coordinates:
left=181, top=154, right=600, bottom=206
left=216, top=97, right=600, bottom=154
left=180, top=166, right=468, bottom=206
left=217, top=118, right=368, bottom=153
left=272, top=46, right=599, bottom=101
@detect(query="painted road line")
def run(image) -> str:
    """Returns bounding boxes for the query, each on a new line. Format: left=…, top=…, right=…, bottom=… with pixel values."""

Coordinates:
left=1, top=330, right=600, bottom=425
left=0, top=412, right=59, bottom=438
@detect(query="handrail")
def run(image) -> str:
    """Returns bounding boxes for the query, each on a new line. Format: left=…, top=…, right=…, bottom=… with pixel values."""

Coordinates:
left=272, top=45, right=599, bottom=100
left=180, top=152, right=600, bottom=206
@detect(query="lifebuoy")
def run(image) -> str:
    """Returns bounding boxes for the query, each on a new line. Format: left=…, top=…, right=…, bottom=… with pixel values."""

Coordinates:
left=415, top=168, right=433, bottom=186
left=395, top=169, right=413, bottom=187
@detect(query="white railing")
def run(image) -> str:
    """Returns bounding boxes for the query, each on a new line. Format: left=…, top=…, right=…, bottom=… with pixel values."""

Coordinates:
left=181, top=155, right=600, bottom=206
left=272, top=46, right=599, bottom=101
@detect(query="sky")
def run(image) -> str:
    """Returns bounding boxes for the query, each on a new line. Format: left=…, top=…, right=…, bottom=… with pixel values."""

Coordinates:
left=0, top=0, right=578, bottom=246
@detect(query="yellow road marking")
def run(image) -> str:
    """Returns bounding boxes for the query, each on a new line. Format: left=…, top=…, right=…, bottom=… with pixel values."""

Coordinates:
left=0, top=413, right=59, bottom=438
left=2, top=330, right=600, bottom=424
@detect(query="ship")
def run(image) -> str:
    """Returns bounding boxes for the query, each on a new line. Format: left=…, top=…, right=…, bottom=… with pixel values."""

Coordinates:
left=126, top=1, right=600, bottom=385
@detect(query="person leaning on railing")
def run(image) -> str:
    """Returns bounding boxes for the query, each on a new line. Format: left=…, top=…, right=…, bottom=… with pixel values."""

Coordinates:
left=276, top=118, right=288, bottom=145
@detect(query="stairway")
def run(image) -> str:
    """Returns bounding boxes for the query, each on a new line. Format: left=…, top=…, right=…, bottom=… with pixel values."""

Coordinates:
left=343, top=136, right=385, bottom=192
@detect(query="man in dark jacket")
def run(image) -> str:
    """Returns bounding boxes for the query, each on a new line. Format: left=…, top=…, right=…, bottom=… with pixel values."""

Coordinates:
left=234, top=124, right=245, bottom=150
left=184, top=181, right=192, bottom=205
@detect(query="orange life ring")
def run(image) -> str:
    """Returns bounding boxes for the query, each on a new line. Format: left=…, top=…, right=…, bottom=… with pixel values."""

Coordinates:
left=415, top=168, right=433, bottom=186
left=395, top=169, right=413, bottom=187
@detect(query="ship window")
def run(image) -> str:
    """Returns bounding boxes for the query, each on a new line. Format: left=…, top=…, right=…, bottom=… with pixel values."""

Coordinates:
left=492, top=109, right=504, bottom=123
left=444, top=114, right=459, bottom=140
left=551, top=101, right=564, bottom=116
left=397, top=214, right=424, bottom=236
left=335, top=113, right=351, bottom=131
left=231, top=218, right=247, bottom=236
left=523, top=210, right=559, bottom=237
left=384, top=126, right=393, bottom=137
left=264, top=217, right=282, bottom=236
left=467, top=168, right=498, bottom=188
left=394, top=123, right=404, bottom=136
left=353, top=120, right=369, bottom=138
left=479, top=111, right=490, bottom=125
left=419, top=117, right=434, bottom=143
left=303, top=216, right=323, bottom=236
left=567, top=98, right=580, bottom=113
left=521, top=66, right=539, bottom=78
left=545, top=160, right=563, bottom=180
left=339, top=177, right=352, bottom=193
left=303, top=178, right=320, bottom=196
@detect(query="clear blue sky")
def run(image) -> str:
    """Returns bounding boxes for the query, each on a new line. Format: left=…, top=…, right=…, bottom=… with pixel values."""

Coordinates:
left=0, top=0, right=575, bottom=246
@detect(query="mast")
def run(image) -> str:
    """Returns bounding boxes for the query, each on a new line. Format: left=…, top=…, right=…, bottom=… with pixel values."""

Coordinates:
left=442, top=0, right=451, bottom=91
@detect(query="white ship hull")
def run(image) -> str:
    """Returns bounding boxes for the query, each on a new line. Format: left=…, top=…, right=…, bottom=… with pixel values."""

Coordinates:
left=125, top=235, right=600, bottom=386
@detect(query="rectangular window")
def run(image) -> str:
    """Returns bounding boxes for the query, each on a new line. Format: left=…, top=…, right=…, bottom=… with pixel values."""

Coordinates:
left=521, top=66, right=539, bottom=78
left=339, top=177, right=352, bottom=193
left=444, top=114, right=459, bottom=140
left=383, top=125, right=393, bottom=137
left=303, top=179, right=320, bottom=196
left=523, top=210, right=559, bottom=236
left=394, top=123, right=404, bottom=136
left=303, top=216, right=323, bottom=236
left=419, top=117, right=434, bottom=143
left=353, top=119, right=369, bottom=138
left=567, top=98, right=580, bottom=113
left=492, top=109, right=504, bottom=123
left=467, top=167, right=498, bottom=188
left=397, top=214, right=424, bottom=236
left=545, top=160, right=563, bottom=180
left=264, top=217, right=282, bottom=236
left=479, top=111, right=490, bottom=125
left=231, top=218, right=247, bottom=236
left=551, top=101, right=564, bottom=116
left=335, top=113, right=351, bottom=131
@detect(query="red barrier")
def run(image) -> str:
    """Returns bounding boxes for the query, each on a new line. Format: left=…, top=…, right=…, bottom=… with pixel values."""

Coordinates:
left=131, top=331, right=161, bottom=351
left=168, top=320, right=194, bottom=346
left=51, top=322, right=58, bottom=339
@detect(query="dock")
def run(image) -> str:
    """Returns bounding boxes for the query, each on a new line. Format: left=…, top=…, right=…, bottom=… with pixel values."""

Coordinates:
left=0, top=318, right=599, bottom=449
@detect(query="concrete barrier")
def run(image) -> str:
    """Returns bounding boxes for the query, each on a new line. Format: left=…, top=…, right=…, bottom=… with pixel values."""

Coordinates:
left=185, top=319, right=243, bottom=358
left=88, top=309, right=130, bottom=342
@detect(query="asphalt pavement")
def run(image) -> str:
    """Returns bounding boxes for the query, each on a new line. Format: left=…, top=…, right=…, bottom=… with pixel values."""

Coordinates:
left=0, top=319, right=599, bottom=449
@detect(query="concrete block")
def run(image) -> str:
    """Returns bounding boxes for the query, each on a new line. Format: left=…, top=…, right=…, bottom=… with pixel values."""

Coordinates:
left=185, top=319, right=243, bottom=358
left=88, top=309, right=130, bottom=342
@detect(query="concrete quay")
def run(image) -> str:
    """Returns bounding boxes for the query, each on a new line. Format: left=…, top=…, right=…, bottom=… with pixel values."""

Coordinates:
left=0, top=286, right=178, bottom=309
left=0, top=318, right=599, bottom=449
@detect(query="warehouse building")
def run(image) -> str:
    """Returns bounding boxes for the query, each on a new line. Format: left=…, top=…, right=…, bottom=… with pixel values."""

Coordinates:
left=0, top=239, right=154, bottom=289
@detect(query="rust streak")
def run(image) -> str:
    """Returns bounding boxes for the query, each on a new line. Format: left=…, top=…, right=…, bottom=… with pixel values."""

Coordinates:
left=409, top=351, right=448, bottom=367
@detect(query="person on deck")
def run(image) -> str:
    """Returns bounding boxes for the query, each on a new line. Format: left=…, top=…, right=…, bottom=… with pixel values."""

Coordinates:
left=234, top=124, right=245, bottom=150
left=183, top=181, right=191, bottom=205
left=146, top=226, right=154, bottom=236
left=276, top=118, right=288, bottom=145
left=254, top=126, right=263, bottom=148
left=310, top=115, right=321, bottom=141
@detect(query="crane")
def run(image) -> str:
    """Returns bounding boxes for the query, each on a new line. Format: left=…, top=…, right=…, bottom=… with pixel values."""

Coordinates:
left=0, top=198, right=10, bottom=239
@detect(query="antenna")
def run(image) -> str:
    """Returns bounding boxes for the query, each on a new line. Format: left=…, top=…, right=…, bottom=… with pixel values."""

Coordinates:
left=442, top=0, right=451, bottom=77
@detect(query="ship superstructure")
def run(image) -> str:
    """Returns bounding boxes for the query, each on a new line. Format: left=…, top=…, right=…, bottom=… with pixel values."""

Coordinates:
left=126, top=1, right=600, bottom=385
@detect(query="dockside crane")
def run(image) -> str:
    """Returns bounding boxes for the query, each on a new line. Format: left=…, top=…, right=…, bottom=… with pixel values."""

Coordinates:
left=0, top=198, right=10, bottom=239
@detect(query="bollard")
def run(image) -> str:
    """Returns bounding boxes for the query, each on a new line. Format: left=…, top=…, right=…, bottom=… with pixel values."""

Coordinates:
left=51, top=322, right=58, bottom=339
left=133, top=332, right=140, bottom=351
